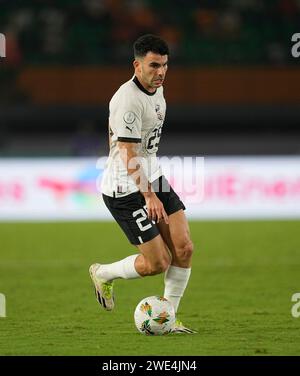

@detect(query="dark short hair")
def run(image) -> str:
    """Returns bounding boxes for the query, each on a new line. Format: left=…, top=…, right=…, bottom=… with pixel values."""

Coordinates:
left=133, top=34, right=169, bottom=58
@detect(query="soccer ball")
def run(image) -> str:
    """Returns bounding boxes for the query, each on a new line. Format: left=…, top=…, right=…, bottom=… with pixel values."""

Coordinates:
left=134, top=296, right=175, bottom=335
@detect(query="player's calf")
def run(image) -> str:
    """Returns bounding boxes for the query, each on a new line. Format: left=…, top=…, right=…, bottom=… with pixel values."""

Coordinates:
left=136, top=254, right=170, bottom=276
left=146, top=257, right=170, bottom=276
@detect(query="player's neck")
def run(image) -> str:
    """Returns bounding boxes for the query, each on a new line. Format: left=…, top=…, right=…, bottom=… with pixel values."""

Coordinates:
left=133, top=75, right=157, bottom=95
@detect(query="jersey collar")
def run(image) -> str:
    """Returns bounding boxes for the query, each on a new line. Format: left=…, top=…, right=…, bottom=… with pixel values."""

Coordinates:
left=133, top=76, right=157, bottom=96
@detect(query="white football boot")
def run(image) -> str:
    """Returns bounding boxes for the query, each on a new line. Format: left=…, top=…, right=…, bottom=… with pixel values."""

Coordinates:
left=172, top=318, right=198, bottom=334
left=89, top=263, right=114, bottom=311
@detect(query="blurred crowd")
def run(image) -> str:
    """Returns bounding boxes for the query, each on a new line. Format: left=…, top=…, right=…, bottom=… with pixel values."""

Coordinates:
left=1, top=0, right=299, bottom=67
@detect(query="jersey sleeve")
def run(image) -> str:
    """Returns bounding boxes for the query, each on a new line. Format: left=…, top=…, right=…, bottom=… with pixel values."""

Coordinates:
left=111, top=96, right=143, bottom=143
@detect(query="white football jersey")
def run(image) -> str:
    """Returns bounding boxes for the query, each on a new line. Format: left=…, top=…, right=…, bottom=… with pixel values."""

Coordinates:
left=101, top=76, right=166, bottom=197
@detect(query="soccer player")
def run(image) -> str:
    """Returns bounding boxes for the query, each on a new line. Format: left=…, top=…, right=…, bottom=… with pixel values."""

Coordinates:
left=90, top=34, right=196, bottom=333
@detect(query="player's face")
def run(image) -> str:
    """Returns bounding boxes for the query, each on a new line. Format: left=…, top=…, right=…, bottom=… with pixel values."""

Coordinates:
left=134, top=52, right=168, bottom=92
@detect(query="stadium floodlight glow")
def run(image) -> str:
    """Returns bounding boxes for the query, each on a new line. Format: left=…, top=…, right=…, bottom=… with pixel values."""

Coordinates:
left=0, top=33, right=6, bottom=58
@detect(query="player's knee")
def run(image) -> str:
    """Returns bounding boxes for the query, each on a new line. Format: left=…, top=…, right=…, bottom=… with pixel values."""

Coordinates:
left=176, top=239, right=194, bottom=262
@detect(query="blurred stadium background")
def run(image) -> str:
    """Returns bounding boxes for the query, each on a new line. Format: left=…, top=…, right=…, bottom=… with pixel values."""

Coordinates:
left=1, top=0, right=300, bottom=157
left=1, top=0, right=300, bottom=356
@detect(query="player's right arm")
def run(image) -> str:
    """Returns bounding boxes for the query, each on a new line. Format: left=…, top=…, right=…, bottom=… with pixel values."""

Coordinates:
left=117, top=141, right=168, bottom=224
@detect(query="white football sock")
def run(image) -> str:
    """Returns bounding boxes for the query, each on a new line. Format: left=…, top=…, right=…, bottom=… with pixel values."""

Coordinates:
left=96, top=254, right=141, bottom=281
left=164, top=265, right=191, bottom=313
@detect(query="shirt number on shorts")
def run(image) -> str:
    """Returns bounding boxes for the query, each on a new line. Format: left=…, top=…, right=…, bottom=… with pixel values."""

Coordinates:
left=133, top=205, right=153, bottom=232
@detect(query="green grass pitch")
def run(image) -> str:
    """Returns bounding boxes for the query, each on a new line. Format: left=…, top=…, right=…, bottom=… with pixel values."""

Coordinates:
left=0, top=220, right=299, bottom=355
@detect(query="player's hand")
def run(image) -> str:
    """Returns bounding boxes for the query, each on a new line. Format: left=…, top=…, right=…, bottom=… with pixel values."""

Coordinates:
left=144, top=193, right=169, bottom=224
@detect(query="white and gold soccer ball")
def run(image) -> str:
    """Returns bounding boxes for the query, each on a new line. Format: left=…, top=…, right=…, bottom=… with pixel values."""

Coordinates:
left=134, top=296, right=175, bottom=335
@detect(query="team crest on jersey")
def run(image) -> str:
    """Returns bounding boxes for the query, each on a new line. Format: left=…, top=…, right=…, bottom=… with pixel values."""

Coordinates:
left=155, top=104, right=164, bottom=121
left=123, top=111, right=135, bottom=124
